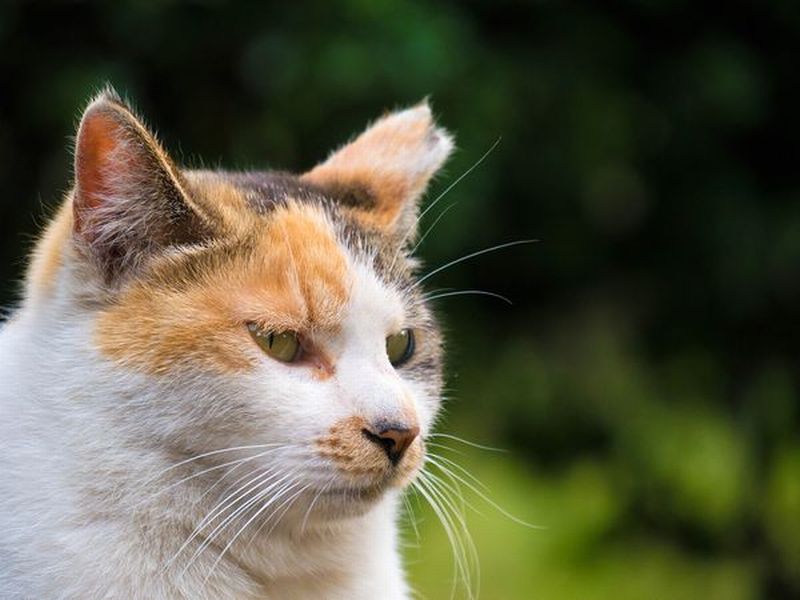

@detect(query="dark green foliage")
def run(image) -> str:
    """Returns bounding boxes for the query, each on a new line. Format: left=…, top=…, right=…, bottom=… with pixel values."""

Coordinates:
left=0, top=1, right=797, bottom=597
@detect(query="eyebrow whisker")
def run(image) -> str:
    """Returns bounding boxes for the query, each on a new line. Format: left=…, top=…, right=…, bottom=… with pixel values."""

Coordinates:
left=416, top=239, right=538, bottom=287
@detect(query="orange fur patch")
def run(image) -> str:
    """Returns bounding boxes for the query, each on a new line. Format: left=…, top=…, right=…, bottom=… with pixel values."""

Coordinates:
left=183, top=171, right=255, bottom=237
left=95, top=202, right=351, bottom=375
left=25, top=200, right=74, bottom=300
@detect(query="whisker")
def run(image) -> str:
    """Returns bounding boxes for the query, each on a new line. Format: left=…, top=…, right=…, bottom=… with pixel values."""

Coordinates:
left=423, top=289, right=512, bottom=305
left=409, top=201, right=459, bottom=256
left=416, top=472, right=476, bottom=594
left=420, top=286, right=455, bottom=298
left=141, top=443, right=289, bottom=485
left=401, top=491, right=422, bottom=550
left=426, top=452, right=491, bottom=493
left=415, top=239, right=538, bottom=287
left=423, top=464, right=484, bottom=517
left=300, top=477, right=334, bottom=534
left=426, top=456, right=540, bottom=530
left=425, top=441, right=467, bottom=457
left=388, top=138, right=501, bottom=272
left=204, top=480, right=312, bottom=585
left=411, top=478, right=463, bottom=598
left=247, top=479, right=312, bottom=544
left=416, top=138, right=502, bottom=227
left=414, top=473, right=478, bottom=599
left=182, top=457, right=320, bottom=579
left=187, top=470, right=296, bottom=563
left=427, top=433, right=508, bottom=453
left=170, top=467, right=291, bottom=574
left=193, top=455, right=287, bottom=509
left=137, top=446, right=293, bottom=509
left=194, top=458, right=257, bottom=505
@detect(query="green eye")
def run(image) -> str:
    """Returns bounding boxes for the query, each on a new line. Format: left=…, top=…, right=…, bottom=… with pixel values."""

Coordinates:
left=386, top=328, right=416, bottom=367
left=247, top=324, right=302, bottom=363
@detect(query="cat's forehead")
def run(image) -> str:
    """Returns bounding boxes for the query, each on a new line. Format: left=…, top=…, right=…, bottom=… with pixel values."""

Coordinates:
left=184, top=168, right=408, bottom=289
left=183, top=172, right=396, bottom=328
left=185, top=168, right=368, bottom=223
left=190, top=170, right=330, bottom=213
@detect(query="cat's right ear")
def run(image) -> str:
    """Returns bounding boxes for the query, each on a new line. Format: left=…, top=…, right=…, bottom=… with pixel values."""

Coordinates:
left=72, top=89, right=211, bottom=283
left=302, top=101, right=454, bottom=243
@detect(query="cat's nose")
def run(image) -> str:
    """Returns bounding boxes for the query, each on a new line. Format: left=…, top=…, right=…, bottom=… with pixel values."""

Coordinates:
left=362, top=423, right=420, bottom=466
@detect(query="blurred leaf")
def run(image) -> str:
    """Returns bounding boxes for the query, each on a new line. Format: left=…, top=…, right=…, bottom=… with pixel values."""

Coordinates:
left=764, top=443, right=800, bottom=582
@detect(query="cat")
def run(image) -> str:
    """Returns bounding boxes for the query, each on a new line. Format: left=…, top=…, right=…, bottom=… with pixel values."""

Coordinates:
left=0, top=88, right=454, bottom=599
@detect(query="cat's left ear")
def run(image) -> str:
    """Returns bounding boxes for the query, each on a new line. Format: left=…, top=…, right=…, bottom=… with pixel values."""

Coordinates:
left=72, top=89, right=211, bottom=283
left=302, top=101, right=454, bottom=240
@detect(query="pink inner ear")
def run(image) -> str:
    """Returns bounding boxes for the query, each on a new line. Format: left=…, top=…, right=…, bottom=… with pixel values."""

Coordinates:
left=73, top=109, right=131, bottom=237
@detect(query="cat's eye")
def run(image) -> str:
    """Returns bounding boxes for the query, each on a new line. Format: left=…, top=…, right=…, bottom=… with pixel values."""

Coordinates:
left=386, top=329, right=416, bottom=367
left=247, top=324, right=302, bottom=363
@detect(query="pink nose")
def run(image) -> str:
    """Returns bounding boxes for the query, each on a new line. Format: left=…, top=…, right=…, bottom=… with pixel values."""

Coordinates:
left=362, top=423, right=420, bottom=466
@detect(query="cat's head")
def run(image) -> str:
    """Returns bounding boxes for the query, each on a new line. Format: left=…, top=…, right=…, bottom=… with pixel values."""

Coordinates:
left=27, top=89, right=453, bottom=521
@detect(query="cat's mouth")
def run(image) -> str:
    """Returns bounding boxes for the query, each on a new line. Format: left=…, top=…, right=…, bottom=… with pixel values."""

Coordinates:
left=314, top=459, right=422, bottom=506
left=321, top=467, right=410, bottom=497
left=303, top=478, right=402, bottom=521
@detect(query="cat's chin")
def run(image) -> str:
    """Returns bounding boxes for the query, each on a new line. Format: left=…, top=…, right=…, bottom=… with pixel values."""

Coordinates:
left=301, top=480, right=408, bottom=522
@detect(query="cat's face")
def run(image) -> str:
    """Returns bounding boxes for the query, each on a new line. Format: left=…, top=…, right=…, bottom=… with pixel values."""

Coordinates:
left=39, top=91, right=453, bottom=521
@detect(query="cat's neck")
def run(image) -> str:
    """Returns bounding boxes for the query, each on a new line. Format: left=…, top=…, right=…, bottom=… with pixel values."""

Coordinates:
left=143, top=492, right=409, bottom=599
left=229, top=496, right=408, bottom=599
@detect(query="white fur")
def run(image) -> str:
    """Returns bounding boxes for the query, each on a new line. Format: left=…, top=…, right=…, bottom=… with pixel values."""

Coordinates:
left=0, top=244, right=436, bottom=599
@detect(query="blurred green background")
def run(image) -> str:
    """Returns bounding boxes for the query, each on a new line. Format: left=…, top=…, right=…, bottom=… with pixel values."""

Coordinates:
left=1, top=1, right=798, bottom=598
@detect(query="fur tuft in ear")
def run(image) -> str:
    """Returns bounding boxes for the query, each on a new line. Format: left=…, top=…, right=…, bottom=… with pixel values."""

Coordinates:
left=302, top=100, right=454, bottom=238
left=73, top=89, right=211, bottom=282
